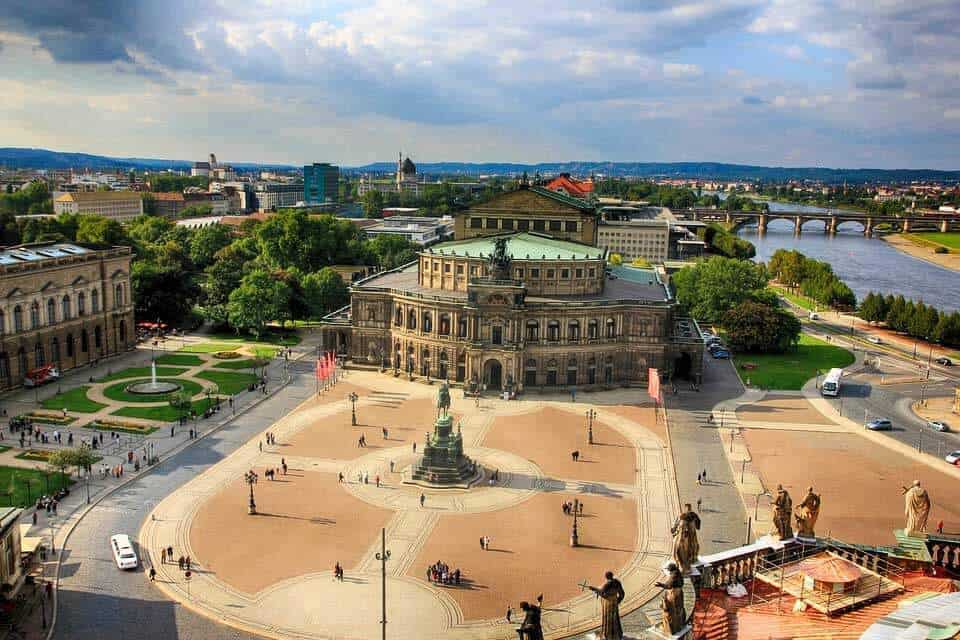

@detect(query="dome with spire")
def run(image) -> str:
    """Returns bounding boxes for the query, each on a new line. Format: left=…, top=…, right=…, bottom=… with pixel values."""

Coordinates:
left=401, top=156, right=417, bottom=176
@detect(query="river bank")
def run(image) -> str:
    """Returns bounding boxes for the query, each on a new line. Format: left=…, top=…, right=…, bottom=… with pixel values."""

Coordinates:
left=882, top=233, right=960, bottom=273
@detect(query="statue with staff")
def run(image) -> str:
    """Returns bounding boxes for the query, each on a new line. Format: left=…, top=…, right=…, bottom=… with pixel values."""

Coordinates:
left=579, top=571, right=625, bottom=640
left=655, top=562, right=686, bottom=636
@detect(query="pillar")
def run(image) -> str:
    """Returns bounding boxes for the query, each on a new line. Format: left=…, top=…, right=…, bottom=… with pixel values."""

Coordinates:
left=941, top=219, right=949, bottom=233
left=794, top=216, right=803, bottom=235
left=725, top=211, right=732, bottom=224
left=864, top=217, right=873, bottom=236
left=902, top=218, right=911, bottom=233
left=828, top=216, right=837, bottom=235
left=758, top=213, right=768, bottom=235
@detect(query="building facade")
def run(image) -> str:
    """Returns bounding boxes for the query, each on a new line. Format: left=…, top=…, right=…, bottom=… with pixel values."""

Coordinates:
left=597, top=219, right=670, bottom=263
left=357, top=153, right=424, bottom=197
left=0, top=243, right=135, bottom=391
left=53, top=191, right=144, bottom=222
left=320, top=232, right=703, bottom=392
left=304, top=163, right=340, bottom=204
left=364, top=216, right=455, bottom=246
left=255, top=183, right=304, bottom=211
left=454, top=186, right=598, bottom=245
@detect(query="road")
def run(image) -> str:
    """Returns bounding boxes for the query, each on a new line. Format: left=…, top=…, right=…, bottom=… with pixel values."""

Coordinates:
left=52, top=359, right=318, bottom=640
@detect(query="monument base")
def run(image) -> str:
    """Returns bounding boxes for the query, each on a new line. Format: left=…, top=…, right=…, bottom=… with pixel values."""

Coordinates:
left=401, top=466, right=484, bottom=490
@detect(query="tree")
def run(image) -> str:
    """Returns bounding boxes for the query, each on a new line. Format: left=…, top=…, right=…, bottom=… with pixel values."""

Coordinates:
left=360, top=190, right=385, bottom=218
left=227, top=270, right=292, bottom=337
left=189, top=224, right=234, bottom=269
left=932, top=312, right=960, bottom=347
left=672, top=257, right=769, bottom=323
left=608, top=253, right=623, bottom=266
left=169, top=391, right=192, bottom=420
left=302, top=268, right=349, bottom=318
left=858, top=292, right=888, bottom=324
left=366, top=235, right=417, bottom=270
left=255, top=210, right=364, bottom=272
left=722, top=301, right=801, bottom=353
left=128, top=215, right=175, bottom=245
left=76, top=215, right=129, bottom=246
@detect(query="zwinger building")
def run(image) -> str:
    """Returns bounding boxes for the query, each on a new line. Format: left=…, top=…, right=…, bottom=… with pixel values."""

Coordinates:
left=322, top=189, right=703, bottom=391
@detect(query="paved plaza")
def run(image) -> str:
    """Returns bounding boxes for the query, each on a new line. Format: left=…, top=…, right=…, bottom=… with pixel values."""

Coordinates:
left=142, top=372, right=677, bottom=640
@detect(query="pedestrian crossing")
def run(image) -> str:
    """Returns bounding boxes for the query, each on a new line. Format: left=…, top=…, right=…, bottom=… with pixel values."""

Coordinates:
left=683, top=408, right=742, bottom=430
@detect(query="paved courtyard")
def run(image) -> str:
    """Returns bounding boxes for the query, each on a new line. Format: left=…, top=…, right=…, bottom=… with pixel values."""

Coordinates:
left=143, top=372, right=677, bottom=640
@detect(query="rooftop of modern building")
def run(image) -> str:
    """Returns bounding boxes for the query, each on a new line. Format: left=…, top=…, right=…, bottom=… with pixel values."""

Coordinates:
left=0, top=242, right=130, bottom=266
left=424, top=232, right=605, bottom=261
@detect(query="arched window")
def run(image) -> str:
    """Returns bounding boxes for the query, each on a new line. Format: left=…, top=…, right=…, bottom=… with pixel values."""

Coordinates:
left=0, top=353, right=9, bottom=385
left=408, top=310, right=417, bottom=330
left=30, top=301, right=40, bottom=329
left=587, top=357, right=597, bottom=384
left=567, top=357, right=578, bottom=386
left=119, top=321, right=126, bottom=344
left=606, top=317, right=616, bottom=338
left=588, top=319, right=599, bottom=339
left=13, top=306, right=23, bottom=332
left=568, top=320, right=580, bottom=341
left=81, top=329, right=89, bottom=353
left=61, top=295, right=71, bottom=321
left=47, top=298, right=56, bottom=325
left=51, top=337, right=60, bottom=363
left=367, top=308, right=376, bottom=322
left=525, top=320, right=539, bottom=340
left=94, top=326, right=102, bottom=349
left=66, top=334, right=74, bottom=358
left=34, top=342, right=45, bottom=367
left=422, top=312, right=432, bottom=333
left=114, top=284, right=123, bottom=308
left=546, top=359, right=558, bottom=386
left=456, top=352, right=466, bottom=382
left=91, top=289, right=99, bottom=313
left=18, top=348, right=27, bottom=375
left=547, top=320, right=560, bottom=342
left=524, top=358, right=538, bottom=387
left=395, top=306, right=403, bottom=326
left=458, top=317, right=468, bottom=338
left=439, top=314, right=450, bottom=335
left=78, top=292, right=86, bottom=316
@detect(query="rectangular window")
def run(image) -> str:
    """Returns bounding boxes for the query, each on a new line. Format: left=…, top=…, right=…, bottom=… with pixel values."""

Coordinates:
left=533, top=220, right=546, bottom=232
left=546, top=269, right=555, bottom=278
left=575, top=268, right=583, bottom=278
left=515, top=268, right=524, bottom=278
left=549, top=220, right=562, bottom=232
left=589, top=268, right=596, bottom=277
left=561, top=269, right=569, bottom=278
left=470, top=266, right=478, bottom=275
left=517, top=219, right=529, bottom=231
left=530, top=268, right=540, bottom=278
left=470, top=217, right=483, bottom=229
left=444, top=263, right=450, bottom=273
left=456, top=265, right=464, bottom=274
left=502, top=219, right=515, bottom=230
left=485, top=218, right=498, bottom=229
left=565, top=221, right=577, bottom=232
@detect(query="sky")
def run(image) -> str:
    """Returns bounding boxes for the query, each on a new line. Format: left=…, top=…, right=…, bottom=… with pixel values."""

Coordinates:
left=1, top=0, right=959, bottom=169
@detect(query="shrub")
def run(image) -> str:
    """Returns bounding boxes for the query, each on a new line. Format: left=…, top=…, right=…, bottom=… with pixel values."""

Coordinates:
left=934, top=246, right=948, bottom=254
left=213, top=351, right=242, bottom=359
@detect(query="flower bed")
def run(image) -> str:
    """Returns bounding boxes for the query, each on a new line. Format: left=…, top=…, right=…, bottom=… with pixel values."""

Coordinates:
left=213, top=351, right=242, bottom=359
left=24, top=412, right=77, bottom=426
left=87, top=420, right=159, bottom=435
left=15, top=450, right=54, bottom=462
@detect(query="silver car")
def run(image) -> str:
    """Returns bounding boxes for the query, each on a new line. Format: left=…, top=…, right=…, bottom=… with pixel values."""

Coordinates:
left=927, top=420, right=949, bottom=432
left=866, top=418, right=893, bottom=431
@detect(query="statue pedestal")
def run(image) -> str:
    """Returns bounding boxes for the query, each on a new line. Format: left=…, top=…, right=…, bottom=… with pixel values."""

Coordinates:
left=403, top=414, right=480, bottom=489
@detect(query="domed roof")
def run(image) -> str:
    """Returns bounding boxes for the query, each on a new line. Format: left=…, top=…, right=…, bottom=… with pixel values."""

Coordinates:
left=401, top=156, right=417, bottom=175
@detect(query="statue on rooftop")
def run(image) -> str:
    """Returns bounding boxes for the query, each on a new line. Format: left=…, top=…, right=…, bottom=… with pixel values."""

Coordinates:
left=488, top=237, right=512, bottom=280
left=770, top=484, right=793, bottom=540
left=656, top=562, right=686, bottom=636
left=794, top=486, right=821, bottom=539
left=584, top=571, right=625, bottom=640
left=671, top=503, right=701, bottom=573
left=902, top=480, right=931, bottom=537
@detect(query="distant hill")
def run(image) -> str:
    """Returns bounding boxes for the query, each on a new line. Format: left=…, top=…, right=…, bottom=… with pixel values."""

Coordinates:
left=2, top=147, right=959, bottom=183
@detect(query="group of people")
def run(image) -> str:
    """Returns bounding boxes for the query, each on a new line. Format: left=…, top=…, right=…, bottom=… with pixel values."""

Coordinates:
left=561, top=500, right=583, bottom=516
left=479, top=535, right=492, bottom=551
left=36, top=491, right=66, bottom=514
left=265, top=432, right=278, bottom=446
left=354, top=470, right=381, bottom=486
left=696, top=469, right=708, bottom=485
left=333, top=562, right=345, bottom=581
left=426, top=561, right=461, bottom=586
left=356, top=435, right=368, bottom=447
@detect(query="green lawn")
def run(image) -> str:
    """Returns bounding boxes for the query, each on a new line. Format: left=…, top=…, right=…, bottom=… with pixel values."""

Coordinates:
left=155, top=354, right=205, bottom=366
left=213, top=358, right=267, bottom=370
left=102, top=378, right=204, bottom=403
left=732, top=334, right=855, bottom=390
left=111, top=397, right=219, bottom=422
left=910, top=232, right=960, bottom=250
left=97, top=366, right=187, bottom=382
left=0, top=466, right=73, bottom=507
left=178, top=342, right=238, bottom=353
left=195, top=370, right=258, bottom=395
left=770, top=285, right=819, bottom=312
left=41, top=387, right=107, bottom=413
left=206, top=330, right=301, bottom=346
left=252, top=346, right=278, bottom=358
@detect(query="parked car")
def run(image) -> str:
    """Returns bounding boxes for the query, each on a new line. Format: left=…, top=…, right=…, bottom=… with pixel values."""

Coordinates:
left=927, top=420, right=950, bottom=432
left=110, top=534, right=138, bottom=570
left=711, top=349, right=731, bottom=359
left=867, top=336, right=882, bottom=344
left=945, top=450, right=960, bottom=465
left=809, top=312, right=819, bottom=320
left=866, top=418, right=893, bottom=431
left=935, top=356, right=953, bottom=366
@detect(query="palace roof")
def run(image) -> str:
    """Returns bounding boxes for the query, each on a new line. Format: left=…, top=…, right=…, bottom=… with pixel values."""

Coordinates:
left=424, top=232, right=605, bottom=261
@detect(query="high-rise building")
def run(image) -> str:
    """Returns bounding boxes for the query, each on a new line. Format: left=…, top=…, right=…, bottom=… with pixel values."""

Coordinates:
left=303, top=163, right=340, bottom=204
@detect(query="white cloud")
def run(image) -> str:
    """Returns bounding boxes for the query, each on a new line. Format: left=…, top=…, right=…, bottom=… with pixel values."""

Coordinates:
left=662, top=62, right=703, bottom=79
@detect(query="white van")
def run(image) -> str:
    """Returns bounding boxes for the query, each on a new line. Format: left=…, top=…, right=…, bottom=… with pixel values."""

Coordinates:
left=110, top=534, right=139, bottom=570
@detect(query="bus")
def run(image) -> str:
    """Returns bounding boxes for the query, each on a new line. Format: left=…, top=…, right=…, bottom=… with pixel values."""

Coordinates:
left=821, top=368, right=843, bottom=397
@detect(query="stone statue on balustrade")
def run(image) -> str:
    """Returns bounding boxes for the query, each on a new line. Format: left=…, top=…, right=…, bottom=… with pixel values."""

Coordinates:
left=794, top=486, right=821, bottom=539
left=437, top=381, right=451, bottom=417
left=655, top=562, right=686, bottom=636
left=583, top=571, right=625, bottom=640
left=902, top=480, right=931, bottom=537
left=770, top=484, right=793, bottom=540
left=671, top=503, right=701, bottom=574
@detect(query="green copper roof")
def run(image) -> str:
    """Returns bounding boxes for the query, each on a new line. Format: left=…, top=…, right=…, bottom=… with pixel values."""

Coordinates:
left=426, top=232, right=605, bottom=260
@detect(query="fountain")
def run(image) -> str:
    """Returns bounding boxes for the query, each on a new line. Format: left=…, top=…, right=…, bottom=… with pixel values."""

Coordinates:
left=404, top=382, right=481, bottom=488
left=125, top=360, right=182, bottom=395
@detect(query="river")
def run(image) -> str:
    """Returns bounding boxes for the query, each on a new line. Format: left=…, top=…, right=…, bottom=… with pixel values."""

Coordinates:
left=733, top=201, right=959, bottom=312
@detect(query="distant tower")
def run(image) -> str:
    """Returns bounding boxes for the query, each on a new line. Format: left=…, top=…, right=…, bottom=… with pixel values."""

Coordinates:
left=209, top=153, right=218, bottom=169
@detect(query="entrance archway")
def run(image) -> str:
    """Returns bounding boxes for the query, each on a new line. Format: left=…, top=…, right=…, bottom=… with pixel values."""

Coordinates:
left=483, top=359, right=503, bottom=391
left=673, top=352, right=693, bottom=380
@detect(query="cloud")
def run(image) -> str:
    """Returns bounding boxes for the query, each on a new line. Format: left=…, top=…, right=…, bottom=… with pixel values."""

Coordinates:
left=742, top=95, right=768, bottom=105
left=662, top=62, right=703, bottom=79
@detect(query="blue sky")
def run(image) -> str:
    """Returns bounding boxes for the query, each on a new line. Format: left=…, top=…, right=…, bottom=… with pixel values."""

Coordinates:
left=0, top=0, right=958, bottom=169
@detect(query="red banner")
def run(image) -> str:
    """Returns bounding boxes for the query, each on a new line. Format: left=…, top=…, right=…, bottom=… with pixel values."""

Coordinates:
left=648, top=368, right=660, bottom=401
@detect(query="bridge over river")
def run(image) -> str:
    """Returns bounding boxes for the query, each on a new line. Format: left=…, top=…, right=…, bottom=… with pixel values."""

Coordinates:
left=676, top=207, right=960, bottom=235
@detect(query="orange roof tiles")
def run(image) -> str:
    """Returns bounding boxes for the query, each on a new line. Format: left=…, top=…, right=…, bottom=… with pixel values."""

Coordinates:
left=544, top=174, right=594, bottom=198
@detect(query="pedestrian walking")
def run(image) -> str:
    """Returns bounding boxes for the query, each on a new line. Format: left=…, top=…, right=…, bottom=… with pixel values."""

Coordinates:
left=506, top=606, right=513, bottom=623
left=375, top=475, right=380, bottom=488
left=259, top=441, right=263, bottom=452
left=571, top=450, right=579, bottom=462
left=149, top=567, right=156, bottom=581
left=412, top=442, right=417, bottom=453
left=161, top=548, right=166, bottom=564
left=697, top=472, right=702, bottom=485
left=178, top=556, right=184, bottom=570
left=185, top=556, right=191, bottom=571
left=167, top=545, right=173, bottom=559
left=702, top=468, right=707, bottom=483
left=937, top=520, right=944, bottom=533
left=419, top=493, right=425, bottom=507
left=382, top=427, right=388, bottom=439
left=389, top=460, right=395, bottom=473
left=696, top=498, right=702, bottom=512
left=480, top=536, right=485, bottom=550
left=338, top=472, right=344, bottom=483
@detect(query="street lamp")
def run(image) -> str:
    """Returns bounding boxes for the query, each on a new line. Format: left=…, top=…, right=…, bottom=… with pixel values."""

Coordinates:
left=585, top=409, right=596, bottom=445
left=244, top=470, right=258, bottom=515
left=375, top=528, right=391, bottom=640
left=570, top=504, right=580, bottom=547
left=349, top=392, right=359, bottom=426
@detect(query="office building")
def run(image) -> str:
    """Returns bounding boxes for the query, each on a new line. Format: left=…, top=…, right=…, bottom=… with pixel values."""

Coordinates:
left=304, top=163, right=340, bottom=204
left=53, top=191, right=144, bottom=222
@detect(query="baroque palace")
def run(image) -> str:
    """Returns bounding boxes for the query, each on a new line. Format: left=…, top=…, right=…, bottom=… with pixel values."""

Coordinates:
left=321, top=186, right=703, bottom=392
left=0, top=243, right=135, bottom=391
